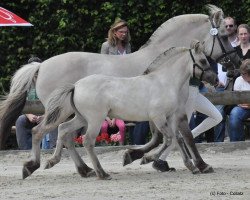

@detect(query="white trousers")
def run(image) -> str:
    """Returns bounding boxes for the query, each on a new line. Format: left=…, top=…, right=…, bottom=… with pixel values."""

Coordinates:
left=159, top=86, right=222, bottom=160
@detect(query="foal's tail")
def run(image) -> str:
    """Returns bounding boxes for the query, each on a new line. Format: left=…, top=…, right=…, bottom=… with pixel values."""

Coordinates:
left=44, top=84, right=75, bottom=127
left=0, top=62, right=40, bottom=149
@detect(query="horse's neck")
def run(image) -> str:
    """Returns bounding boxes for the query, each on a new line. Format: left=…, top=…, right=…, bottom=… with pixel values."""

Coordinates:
left=147, top=14, right=209, bottom=52
left=149, top=53, right=192, bottom=90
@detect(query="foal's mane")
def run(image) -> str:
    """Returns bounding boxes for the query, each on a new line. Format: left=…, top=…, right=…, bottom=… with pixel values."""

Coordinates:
left=143, top=47, right=188, bottom=75
left=140, top=4, right=222, bottom=49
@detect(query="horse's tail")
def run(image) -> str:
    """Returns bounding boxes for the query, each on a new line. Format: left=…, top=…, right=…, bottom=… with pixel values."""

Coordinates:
left=0, top=62, right=40, bottom=149
left=44, top=84, right=75, bottom=127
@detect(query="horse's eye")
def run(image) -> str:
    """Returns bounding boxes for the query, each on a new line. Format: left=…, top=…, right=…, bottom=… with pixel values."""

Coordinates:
left=200, top=59, right=207, bottom=65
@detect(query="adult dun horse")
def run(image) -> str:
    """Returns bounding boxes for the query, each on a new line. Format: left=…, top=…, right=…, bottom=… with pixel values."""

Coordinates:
left=0, top=5, right=240, bottom=179
left=40, top=42, right=217, bottom=179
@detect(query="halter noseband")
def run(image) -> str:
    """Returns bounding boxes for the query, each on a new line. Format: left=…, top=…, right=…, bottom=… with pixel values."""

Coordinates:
left=189, top=49, right=210, bottom=81
left=209, top=19, right=236, bottom=64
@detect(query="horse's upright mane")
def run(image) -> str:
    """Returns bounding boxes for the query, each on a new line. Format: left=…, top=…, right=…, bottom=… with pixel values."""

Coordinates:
left=140, top=4, right=223, bottom=50
left=140, top=14, right=206, bottom=49
left=143, top=47, right=188, bottom=75
left=206, top=4, right=223, bottom=16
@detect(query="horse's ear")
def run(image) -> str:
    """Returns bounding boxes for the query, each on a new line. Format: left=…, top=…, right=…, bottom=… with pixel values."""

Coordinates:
left=212, top=10, right=223, bottom=27
left=190, top=40, right=204, bottom=54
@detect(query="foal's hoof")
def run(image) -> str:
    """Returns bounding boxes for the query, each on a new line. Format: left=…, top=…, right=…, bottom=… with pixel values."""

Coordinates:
left=77, top=166, right=96, bottom=178
left=98, top=173, right=112, bottom=180
left=140, top=156, right=153, bottom=165
left=123, top=151, right=133, bottom=166
left=22, top=161, right=40, bottom=179
left=200, top=165, right=214, bottom=173
left=44, top=160, right=56, bottom=169
left=192, top=168, right=200, bottom=174
left=123, top=150, right=144, bottom=166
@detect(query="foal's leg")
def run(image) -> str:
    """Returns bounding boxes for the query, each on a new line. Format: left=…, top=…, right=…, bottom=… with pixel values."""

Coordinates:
left=22, top=122, right=56, bottom=179
left=175, top=132, right=199, bottom=173
left=140, top=133, right=171, bottom=164
left=178, top=115, right=213, bottom=173
left=84, top=121, right=111, bottom=180
left=123, top=121, right=162, bottom=166
left=45, top=116, right=94, bottom=177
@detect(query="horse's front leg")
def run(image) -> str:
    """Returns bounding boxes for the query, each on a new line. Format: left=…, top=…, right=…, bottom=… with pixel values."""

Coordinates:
left=45, top=117, right=95, bottom=177
left=123, top=122, right=162, bottom=166
left=179, top=116, right=213, bottom=173
left=175, top=131, right=199, bottom=174
left=22, top=122, right=47, bottom=179
left=84, top=123, right=111, bottom=180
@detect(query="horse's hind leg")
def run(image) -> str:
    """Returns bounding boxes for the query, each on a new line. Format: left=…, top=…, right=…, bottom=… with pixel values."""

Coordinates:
left=45, top=116, right=94, bottom=177
left=22, top=122, right=52, bottom=179
left=84, top=121, right=111, bottom=180
left=123, top=122, right=162, bottom=166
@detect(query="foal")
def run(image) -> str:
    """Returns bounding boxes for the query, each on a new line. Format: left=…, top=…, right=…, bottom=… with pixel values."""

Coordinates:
left=29, top=42, right=217, bottom=180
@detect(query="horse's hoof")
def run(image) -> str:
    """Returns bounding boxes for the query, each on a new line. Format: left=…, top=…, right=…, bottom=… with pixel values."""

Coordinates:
left=22, top=161, right=40, bottom=179
left=123, top=151, right=133, bottom=166
left=44, top=160, right=55, bottom=169
left=192, top=168, right=200, bottom=174
left=140, top=156, right=153, bottom=165
left=77, top=166, right=95, bottom=178
left=86, top=169, right=96, bottom=177
left=201, top=165, right=214, bottom=173
left=98, top=173, right=112, bottom=180
left=123, top=150, right=145, bottom=166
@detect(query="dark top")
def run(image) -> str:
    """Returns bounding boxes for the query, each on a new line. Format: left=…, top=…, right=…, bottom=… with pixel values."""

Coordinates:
left=235, top=45, right=250, bottom=60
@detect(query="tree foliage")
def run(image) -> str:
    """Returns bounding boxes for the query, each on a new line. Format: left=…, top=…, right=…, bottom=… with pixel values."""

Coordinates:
left=0, top=0, right=249, bottom=92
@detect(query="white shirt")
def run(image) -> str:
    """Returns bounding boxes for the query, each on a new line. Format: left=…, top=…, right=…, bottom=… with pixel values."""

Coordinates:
left=234, top=76, right=250, bottom=91
left=217, top=64, right=227, bottom=86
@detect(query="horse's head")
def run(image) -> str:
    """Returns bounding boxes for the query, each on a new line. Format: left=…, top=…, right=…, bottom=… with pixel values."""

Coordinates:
left=190, top=40, right=218, bottom=86
left=204, top=4, right=241, bottom=68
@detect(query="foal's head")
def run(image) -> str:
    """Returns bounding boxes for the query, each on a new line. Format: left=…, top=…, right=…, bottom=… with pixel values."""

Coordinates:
left=190, top=40, right=218, bottom=86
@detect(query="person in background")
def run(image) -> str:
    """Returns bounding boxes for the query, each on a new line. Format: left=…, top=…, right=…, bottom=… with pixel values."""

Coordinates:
left=235, top=24, right=250, bottom=60
left=15, top=57, right=58, bottom=150
left=228, top=59, right=250, bottom=141
left=100, top=18, right=129, bottom=145
left=214, top=17, right=239, bottom=142
left=101, top=18, right=131, bottom=55
left=100, top=117, right=125, bottom=145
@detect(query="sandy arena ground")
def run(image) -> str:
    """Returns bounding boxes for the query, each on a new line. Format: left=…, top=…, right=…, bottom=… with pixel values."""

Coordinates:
left=0, top=142, right=250, bottom=200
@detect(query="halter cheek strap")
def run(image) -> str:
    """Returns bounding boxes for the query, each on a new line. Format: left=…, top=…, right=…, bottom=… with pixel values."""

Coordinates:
left=209, top=19, right=236, bottom=64
left=189, top=49, right=210, bottom=81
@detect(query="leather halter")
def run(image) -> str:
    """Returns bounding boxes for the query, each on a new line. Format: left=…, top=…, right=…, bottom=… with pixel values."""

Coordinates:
left=209, top=19, right=236, bottom=64
left=189, top=49, right=210, bottom=81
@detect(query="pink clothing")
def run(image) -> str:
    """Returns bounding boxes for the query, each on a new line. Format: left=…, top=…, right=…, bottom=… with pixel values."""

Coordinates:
left=101, top=119, right=126, bottom=144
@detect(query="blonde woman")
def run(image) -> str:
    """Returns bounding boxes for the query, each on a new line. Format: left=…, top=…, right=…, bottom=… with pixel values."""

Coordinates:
left=101, top=18, right=131, bottom=55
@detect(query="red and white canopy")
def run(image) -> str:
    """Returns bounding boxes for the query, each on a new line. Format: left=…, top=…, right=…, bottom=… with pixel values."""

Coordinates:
left=0, top=7, right=33, bottom=26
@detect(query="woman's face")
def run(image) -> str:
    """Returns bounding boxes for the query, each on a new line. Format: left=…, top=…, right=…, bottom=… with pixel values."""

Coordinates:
left=114, top=26, right=128, bottom=41
left=238, top=27, right=250, bottom=45
left=241, top=71, right=250, bottom=83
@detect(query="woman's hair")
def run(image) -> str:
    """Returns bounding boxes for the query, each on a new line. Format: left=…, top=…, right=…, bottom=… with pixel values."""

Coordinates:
left=107, top=18, right=131, bottom=47
left=237, top=24, right=250, bottom=34
left=240, top=59, right=250, bottom=74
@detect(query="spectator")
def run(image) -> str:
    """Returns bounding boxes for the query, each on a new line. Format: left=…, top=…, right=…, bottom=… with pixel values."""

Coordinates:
left=235, top=24, right=250, bottom=60
left=228, top=59, right=250, bottom=141
left=100, top=18, right=129, bottom=145
left=15, top=57, right=58, bottom=150
left=100, top=117, right=125, bottom=145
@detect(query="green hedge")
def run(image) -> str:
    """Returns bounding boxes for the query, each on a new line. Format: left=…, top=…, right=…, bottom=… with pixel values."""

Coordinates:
left=0, top=0, right=249, bottom=92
